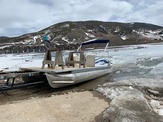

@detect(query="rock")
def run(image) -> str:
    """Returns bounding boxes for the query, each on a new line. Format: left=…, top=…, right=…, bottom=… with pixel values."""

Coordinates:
left=101, top=90, right=163, bottom=122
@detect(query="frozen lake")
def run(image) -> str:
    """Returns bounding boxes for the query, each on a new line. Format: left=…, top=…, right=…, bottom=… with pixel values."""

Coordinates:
left=1, top=43, right=163, bottom=81
left=1, top=43, right=163, bottom=79
left=1, top=43, right=163, bottom=121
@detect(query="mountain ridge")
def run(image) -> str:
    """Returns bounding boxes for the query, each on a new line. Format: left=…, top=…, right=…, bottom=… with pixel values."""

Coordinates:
left=0, top=21, right=163, bottom=53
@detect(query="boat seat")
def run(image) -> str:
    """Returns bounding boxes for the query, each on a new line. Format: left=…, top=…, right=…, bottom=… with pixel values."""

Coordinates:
left=42, top=50, right=64, bottom=69
left=42, top=50, right=54, bottom=69
left=67, top=51, right=86, bottom=68
left=42, top=60, right=55, bottom=69
left=54, top=50, right=64, bottom=69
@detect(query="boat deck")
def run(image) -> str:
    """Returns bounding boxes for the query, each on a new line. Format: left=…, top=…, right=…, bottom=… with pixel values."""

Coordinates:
left=20, top=65, right=110, bottom=74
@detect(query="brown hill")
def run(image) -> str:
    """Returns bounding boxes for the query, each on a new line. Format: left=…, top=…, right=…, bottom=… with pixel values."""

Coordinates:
left=0, top=21, right=163, bottom=53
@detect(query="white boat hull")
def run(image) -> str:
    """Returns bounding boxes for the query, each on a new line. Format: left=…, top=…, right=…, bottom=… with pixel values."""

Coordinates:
left=45, top=66, right=111, bottom=88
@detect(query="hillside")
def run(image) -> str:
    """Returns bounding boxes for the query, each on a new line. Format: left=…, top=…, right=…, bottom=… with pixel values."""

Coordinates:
left=0, top=21, right=163, bottom=53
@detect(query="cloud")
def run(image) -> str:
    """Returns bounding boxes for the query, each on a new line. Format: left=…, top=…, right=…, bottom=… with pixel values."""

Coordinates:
left=121, top=0, right=163, bottom=24
left=0, top=0, right=162, bottom=37
left=0, top=0, right=54, bottom=36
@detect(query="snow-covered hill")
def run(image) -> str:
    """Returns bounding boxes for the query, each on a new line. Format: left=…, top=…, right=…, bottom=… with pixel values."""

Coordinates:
left=0, top=21, right=163, bottom=53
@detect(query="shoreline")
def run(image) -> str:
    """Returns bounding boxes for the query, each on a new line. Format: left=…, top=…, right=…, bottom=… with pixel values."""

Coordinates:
left=0, top=90, right=109, bottom=122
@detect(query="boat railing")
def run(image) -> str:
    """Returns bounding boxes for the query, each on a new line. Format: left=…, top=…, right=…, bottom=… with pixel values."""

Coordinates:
left=67, top=51, right=86, bottom=68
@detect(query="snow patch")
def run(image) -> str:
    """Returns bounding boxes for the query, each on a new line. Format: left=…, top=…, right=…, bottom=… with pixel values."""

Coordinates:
left=150, top=100, right=163, bottom=116
left=62, top=37, right=69, bottom=43
left=85, top=32, right=95, bottom=38
left=62, top=24, right=70, bottom=28
left=121, top=36, right=127, bottom=40
left=138, top=30, right=162, bottom=40
left=114, top=27, right=120, bottom=32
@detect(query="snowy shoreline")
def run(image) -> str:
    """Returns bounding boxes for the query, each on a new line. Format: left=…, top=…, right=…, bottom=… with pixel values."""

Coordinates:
left=1, top=43, right=163, bottom=121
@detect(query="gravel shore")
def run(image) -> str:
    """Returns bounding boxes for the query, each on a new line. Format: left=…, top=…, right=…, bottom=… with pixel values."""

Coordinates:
left=0, top=91, right=108, bottom=122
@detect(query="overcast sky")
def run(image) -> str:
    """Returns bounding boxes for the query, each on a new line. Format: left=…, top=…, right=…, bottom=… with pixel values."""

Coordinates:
left=0, top=0, right=163, bottom=37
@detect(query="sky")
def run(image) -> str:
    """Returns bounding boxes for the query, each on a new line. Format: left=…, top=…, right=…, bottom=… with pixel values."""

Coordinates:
left=0, top=0, right=163, bottom=37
